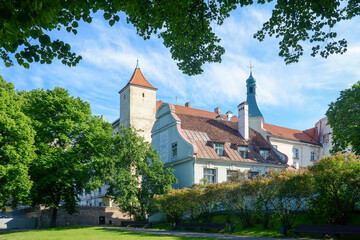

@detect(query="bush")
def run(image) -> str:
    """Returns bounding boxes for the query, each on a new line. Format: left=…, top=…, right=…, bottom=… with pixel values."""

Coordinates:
left=308, top=153, right=360, bottom=224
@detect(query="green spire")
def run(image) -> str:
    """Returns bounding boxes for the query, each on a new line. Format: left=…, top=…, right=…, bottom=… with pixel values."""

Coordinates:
left=136, top=59, right=140, bottom=69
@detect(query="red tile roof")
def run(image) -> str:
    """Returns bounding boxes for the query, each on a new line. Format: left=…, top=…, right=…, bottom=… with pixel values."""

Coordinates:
left=156, top=101, right=238, bottom=122
left=156, top=101, right=319, bottom=145
left=120, top=68, right=157, bottom=93
left=176, top=113, right=285, bottom=165
left=263, top=123, right=319, bottom=145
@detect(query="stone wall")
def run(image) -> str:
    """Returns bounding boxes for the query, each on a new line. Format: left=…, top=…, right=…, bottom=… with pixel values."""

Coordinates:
left=38, top=206, right=130, bottom=228
left=0, top=218, right=37, bottom=230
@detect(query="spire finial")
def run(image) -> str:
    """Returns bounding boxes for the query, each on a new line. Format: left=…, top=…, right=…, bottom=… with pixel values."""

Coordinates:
left=136, top=59, right=140, bottom=69
left=247, top=60, right=254, bottom=75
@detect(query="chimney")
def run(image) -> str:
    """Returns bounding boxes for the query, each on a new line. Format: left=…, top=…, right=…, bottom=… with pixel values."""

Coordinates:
left=226, top=110, right=233, bottom=121
left=185, top=102, right=191, bottom=107
left=214, top=107, right=221, bottom=114
left=238, top=102, right=249, bottom=140
left=101, top=115, right=105, bottom=121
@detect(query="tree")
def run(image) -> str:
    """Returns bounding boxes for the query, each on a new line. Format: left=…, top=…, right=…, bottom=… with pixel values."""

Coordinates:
left=99, top=125, right=176, bottom=220
left=308, top=154, right=360, bottom=225
left=0, top=76, right=35, bottom=208
left=2, top=1, right=357, bottom=76
left=267, top=169, right=312, bottom=235
left=326, top=81, right=360, bottom=154
left=20, top=87, right=113, bottom=227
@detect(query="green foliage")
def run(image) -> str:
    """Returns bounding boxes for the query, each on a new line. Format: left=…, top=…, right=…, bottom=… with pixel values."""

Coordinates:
left=308, top=154, right=360, bottom=224
left=19, top=87, right=113, bottom=227
left=254, top=0, right=352, bottom=64
left=0, top=0, right=233, bottom=75
left=326, top=81, right=360, bottom=154
left=100, top=125, right=176, bottom=220
left=153, top=188, right=193, bottom=225
left=0, top=76, right=35, bottom=208
left=2, top=1, right=355, bottom=75
left=187, top=183, right=225, bottom=223
left=267, top=169, right=313, bottom=230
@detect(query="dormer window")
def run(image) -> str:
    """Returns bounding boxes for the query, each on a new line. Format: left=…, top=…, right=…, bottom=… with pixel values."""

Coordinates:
left=238, top=146, right=247, bottom=159
left=214, top=143, right=224, bottom=156
left=260, top=149, right=270, bottom=160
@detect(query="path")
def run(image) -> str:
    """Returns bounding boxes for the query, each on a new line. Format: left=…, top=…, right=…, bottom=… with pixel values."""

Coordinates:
left=104, top=226, right=307, bottom=240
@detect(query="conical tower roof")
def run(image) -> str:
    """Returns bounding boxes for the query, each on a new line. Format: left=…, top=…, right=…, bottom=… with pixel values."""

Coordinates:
left=119, top=62, right=157, bottom=93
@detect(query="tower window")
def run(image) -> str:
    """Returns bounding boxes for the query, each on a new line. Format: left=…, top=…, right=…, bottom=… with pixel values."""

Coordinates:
left=249, top=87, right=253, bottom=93
left=142, top=93, right=145, bottom=97
left=124, top=94, right=126, bottom=99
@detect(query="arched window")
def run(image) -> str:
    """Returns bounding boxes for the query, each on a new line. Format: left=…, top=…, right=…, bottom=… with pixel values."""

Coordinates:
left=249, top=87, right=253, bottom=93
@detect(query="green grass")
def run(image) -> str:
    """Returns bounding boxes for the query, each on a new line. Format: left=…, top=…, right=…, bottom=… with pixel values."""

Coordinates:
left=0, top=226, right=214, bottom=240
left=152, top=213, right=360, bottom=239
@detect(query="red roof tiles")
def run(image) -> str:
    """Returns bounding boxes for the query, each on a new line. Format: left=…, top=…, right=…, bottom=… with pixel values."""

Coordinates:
left=156, top=101, right=319, bottom=145
left=120, top=68, right=157, bottom=93
left=263, top=123, right=319, bottom=145
left=175, top=113, right=284, bottom=164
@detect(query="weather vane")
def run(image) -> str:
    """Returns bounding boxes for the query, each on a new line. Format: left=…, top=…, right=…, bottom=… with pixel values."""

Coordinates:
left=247, top=60, right=254, bottom=73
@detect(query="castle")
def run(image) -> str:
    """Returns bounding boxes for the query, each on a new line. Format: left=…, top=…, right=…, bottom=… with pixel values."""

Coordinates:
left=79, top=64, right=332, bottom=206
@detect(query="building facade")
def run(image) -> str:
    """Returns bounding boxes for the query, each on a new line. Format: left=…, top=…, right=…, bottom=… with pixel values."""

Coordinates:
left=79, top=64, right=333, bottom=204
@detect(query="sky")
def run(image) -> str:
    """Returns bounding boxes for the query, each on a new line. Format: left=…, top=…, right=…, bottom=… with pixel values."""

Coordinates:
left=1, top=4, right=359, bottom=131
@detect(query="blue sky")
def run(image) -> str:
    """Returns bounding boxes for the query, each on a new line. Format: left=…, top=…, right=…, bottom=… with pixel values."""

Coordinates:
left=1, top=4, right=359, bottom=131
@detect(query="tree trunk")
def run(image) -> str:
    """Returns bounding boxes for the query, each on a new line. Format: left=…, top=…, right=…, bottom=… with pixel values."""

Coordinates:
left=51, top=208, right=58, bottom=228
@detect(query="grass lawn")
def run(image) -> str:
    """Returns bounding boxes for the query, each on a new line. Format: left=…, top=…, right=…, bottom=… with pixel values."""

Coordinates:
left=0, top=226, right=214, bottom=240
left=152, top=213, right=360, bottom=239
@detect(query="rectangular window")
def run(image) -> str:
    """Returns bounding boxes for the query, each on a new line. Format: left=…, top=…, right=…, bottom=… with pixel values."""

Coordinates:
left=238, top=146, right=247, bottom=159
left=248, top=171, right=259, bottom=180
left=227, top=170, right=238, bottom=182
left=214, top=143, right=224, bottom=156
left=98, top=202, right=102, bottom=207
left=293, top=148, right=299, bottom=159
left=98, top=187, right=101, bottom=193
left=204, top=168, right=217, bottom=183
left=311, top=151, right=315, bottom=161
left=172, top=142, right=178, bottom=158
left=260, top=150, right=270, bottom=160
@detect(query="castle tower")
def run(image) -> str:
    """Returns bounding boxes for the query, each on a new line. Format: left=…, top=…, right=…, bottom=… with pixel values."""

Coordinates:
left=246, top=71, right=264, bottom=133
left=118, top=62, right=157, bottom=142
left=246, top=72, right=263, bottom=118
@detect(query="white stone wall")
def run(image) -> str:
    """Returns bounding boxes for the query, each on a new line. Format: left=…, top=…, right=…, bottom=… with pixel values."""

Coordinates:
left=119, top=86, right=130, bottom=128
left=315, top=117, right=333, bottom=158
left=193, top=159, right=284, bottom=186
left=269, top=137, right=320, bottom=167
left=170, top=160, right=194, bottom=188
left=128, top=85, right=156, bottom=143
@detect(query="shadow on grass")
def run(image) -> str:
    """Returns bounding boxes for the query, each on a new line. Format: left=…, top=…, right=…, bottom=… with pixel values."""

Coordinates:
left=0, top=226, right=92, bottom=236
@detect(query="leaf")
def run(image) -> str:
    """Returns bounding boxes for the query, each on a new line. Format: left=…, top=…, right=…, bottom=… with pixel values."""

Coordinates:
left=103, top=13, right=111, bottom=20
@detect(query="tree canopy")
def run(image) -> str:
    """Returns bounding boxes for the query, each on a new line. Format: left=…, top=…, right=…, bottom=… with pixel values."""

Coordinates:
left=1, top=0, right=358, bottom=75
left=19, top=87, right=113, bottom=227
left=0, top=76, right=35, bottom=208
left=326, top=81, right=360, bottom=154
left=98, top=125, right=176, bottom=220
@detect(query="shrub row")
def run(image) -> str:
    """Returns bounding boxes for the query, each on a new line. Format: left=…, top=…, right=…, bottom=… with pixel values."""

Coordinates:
left=152, top=154, right=360, bottom=229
